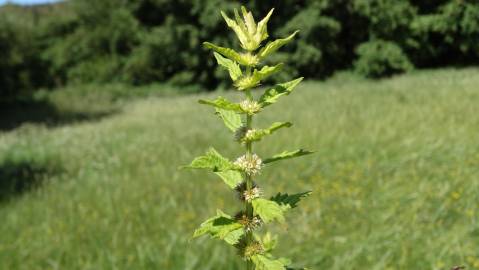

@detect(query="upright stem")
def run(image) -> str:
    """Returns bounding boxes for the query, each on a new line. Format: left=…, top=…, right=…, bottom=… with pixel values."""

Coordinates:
left=245, top=85, right=254, bottom=270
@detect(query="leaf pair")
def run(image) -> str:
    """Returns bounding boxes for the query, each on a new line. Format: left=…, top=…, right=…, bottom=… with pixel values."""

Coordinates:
left=198, top=76, right=304, bottom=118
left=234, top=64, right=283, bottom=91
left=205, top=37, right=300, bottom=91
left=204, top=42, right=258, bottom=67
left=241, top=122, right=292, bottom=143
left=184, top=147, right=314, bottom=189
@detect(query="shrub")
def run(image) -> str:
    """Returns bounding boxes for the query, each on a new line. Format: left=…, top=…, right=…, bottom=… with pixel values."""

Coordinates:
left=354, top=40, right=413, bottom=78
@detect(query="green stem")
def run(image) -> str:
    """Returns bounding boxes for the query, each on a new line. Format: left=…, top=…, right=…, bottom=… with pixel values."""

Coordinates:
left=245, top=90, right=254, bottom=270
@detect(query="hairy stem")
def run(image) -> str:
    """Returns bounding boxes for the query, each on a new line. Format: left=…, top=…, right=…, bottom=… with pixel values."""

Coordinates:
left=245, top=88, right=254, bottom=270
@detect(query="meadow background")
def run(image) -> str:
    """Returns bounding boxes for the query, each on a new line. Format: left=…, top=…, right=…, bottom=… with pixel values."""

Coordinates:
left=1, top=0, right=479, bottom=269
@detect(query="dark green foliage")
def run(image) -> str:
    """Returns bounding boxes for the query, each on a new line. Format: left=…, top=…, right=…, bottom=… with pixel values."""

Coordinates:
left=410, top=0, right=479, bottom=67
left=352, top=0, right=416, bottom=40
left=354, top=40, right=413, bottom=78
left=0, top=9, right=48, bottom=99
left=276, top=2, right=341, bottom=80
left=124, top=21, right=200, bottom=86
left=1, top=0, right=479, bottom=98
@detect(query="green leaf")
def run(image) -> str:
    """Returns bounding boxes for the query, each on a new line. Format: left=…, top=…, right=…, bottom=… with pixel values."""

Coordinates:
left=193, top=210, right=244, bottom=245
left=258, top=31, right=299, bottom=60
left=199, top=97, right=242, bottom=112
left=203, top=42, right=243, bottom=65
left=235, top=64, right=283, bottom=91
left=254, top=64, right=283, bottom=81
left=255, top=8, right=274, bottom=44
left=215, top=170, right=243, bottom=189
left=203, top=42, right=257, bottom=66
left=216, top=108, right=242, bottom=132
left=221, top=10, right=250, bottom=51
left=241, top=6, right=256, bottom=36
left=252, top=198, right=285, bottom=223
left=184, top=148, right=235, bottom=172
left=251, top=254, right=287, bottom=270
left=259, top=78, right=304, bottom=107
left=278, top=258, right=292, bottom=266
left=270, top=191, right=312, bottom=211
left=244, top=122, right=292, bottom=142
left=213, top=52, right=242, bottom=81
left=260, top=232, right=278, bottom=252
left=263, top=149, right=314, bottom=164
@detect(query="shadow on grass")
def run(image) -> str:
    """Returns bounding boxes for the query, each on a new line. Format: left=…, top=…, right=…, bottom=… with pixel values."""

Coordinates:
left=0, top=159, right=60, bottom=203
left=0, top=98, right=115, bottom=132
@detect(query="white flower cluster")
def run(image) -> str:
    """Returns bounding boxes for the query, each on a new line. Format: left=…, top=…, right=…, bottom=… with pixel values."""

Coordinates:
left=243, top=186, right=262, bottom=201
left=236, top=212, right=263, bottom=232
left=240, top=100, right=261, bottom=115
left=244, top=129, right=257, bottom=141
left=234, top=154, right=262, bottom=175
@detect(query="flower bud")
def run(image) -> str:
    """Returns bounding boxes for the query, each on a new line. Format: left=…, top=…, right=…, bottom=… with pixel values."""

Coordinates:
left=240, top=100, right=261, bottom=115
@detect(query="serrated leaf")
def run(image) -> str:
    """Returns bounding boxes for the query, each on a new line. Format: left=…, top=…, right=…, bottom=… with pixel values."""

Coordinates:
left=263, top=149, right=314, bottom=164
left=251, top=254, right=287, bottom=270
left=213, top=52, right=242, bottom=81
left=254, top=64, right=283, bottom=81
left=252, top=198, right=285, bottom=223
left=203, top=42, right=243, bottom=64
left=215, top=170, right=243, bottom=189
left=261, top=232, right=278, bottom=252
left=184, top=148, right=235, bottom=172
left=199, top=97, right=242, bottom=112
left=270, top=191, right=312, bottom=211
left=258, top=31, right=299, bottom=60
left=223, top=227, right=245, bottom=245
left=193, top=210, right=244, bottom=245
left=235, top=64, right=283, bottom=91
left=216, top=108, right=242, bottom=132
left=256, top=8, right=274, bottom=44
left=241, top=6, right=256, bottom=36
left=234, top=8, right=248, bottom=34
left=204, top=42, right=254, bottom=66
left=259, top=78, right=304, bottom=107
left=244, top=122, right=292, bottom=143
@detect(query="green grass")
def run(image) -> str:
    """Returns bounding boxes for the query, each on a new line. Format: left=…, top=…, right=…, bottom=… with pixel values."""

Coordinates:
left=1, top=68, right=479, bottom=270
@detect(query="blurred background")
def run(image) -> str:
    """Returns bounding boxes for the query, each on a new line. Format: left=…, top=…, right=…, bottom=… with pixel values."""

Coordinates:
left=0, top=0, right=478, bottom=269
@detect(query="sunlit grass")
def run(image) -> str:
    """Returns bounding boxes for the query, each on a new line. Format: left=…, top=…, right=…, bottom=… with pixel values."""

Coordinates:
left=0, top=68, right=478, bottom=269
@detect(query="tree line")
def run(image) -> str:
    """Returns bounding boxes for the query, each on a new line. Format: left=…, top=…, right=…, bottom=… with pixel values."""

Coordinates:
left=1, top=0, right=478, bottom=98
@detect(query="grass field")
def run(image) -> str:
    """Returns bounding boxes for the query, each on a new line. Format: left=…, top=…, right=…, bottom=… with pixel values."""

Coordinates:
left=0, top=68, right=478, bottom=270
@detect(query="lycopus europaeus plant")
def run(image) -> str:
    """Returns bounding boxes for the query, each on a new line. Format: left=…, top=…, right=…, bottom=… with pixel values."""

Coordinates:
left=185, top=6, right=313, bottom=270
